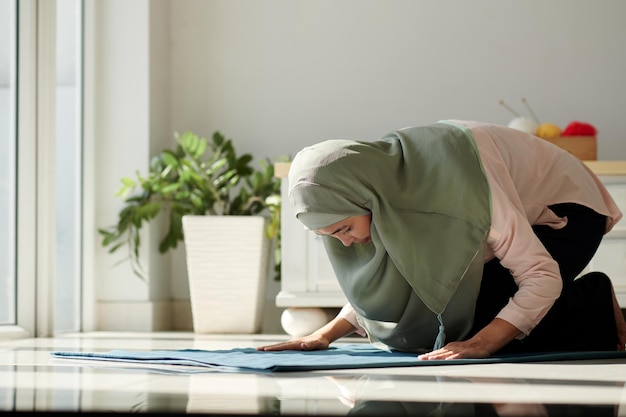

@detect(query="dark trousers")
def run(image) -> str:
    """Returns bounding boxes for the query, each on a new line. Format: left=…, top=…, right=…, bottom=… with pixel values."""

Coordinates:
left=470, top=203, right=618, bottom=353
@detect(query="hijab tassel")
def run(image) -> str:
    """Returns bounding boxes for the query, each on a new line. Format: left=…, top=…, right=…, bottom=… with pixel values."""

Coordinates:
left=433, top=314, right=446, bottom=350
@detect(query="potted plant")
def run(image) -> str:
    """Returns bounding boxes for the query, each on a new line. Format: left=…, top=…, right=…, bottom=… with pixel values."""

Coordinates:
left=99, top=130, right=285, bottom=333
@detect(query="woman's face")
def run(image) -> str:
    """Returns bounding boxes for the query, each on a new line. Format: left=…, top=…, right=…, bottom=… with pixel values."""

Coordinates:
left=314, top=213, right=372, bottom=247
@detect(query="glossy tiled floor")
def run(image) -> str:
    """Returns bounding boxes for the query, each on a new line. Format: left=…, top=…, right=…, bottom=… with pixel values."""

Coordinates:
left=1, top=332, right=626, bottom=416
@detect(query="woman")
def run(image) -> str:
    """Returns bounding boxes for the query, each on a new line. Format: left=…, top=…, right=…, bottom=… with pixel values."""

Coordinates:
left=258, top=120, right=626, bottom=359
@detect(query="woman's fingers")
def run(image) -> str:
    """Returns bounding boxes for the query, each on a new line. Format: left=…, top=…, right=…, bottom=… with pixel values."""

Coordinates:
left=256, top=338, right=328, bottom=351
left=256, top=340, right=303, bottom=351
left=418, top=341, right=490, bottom=360
left=418, top=348, right=460, bottom=361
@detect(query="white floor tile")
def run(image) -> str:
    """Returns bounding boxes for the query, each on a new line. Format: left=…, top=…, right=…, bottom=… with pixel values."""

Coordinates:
left=0, top=332, right=624, bottom=416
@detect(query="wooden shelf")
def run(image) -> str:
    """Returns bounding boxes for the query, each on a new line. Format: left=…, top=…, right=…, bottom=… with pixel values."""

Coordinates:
left=583, top=161, right=626, bottom=176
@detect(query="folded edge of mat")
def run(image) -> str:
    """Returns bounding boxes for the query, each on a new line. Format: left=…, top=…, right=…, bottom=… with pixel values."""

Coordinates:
left=50, top=344, right=626, bottom=372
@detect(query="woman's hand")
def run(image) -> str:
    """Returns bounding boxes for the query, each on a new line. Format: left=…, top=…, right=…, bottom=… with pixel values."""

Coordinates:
left=418, top=318, right=521, bottom=360
left=417, top=340, right=490, bottom=360
left=256, top=316, right=358, bottom=352
left=256, top=334, right=331, bottom=352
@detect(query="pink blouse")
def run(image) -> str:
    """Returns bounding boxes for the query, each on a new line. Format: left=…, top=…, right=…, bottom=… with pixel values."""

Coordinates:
left=338, top=120, right=622, bottom=338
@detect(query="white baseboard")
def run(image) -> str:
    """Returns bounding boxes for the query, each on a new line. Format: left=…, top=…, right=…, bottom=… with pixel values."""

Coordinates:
left=97, top=300, right=192, bottom=331
left=171, top=300, right=193, bottom=330
left=96, top=299, right=286, bottom=333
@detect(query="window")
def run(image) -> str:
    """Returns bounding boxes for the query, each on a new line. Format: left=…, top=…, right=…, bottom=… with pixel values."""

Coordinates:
left=0, top=0, right=17, bottom=327
left=55, top=0, right=83, bottom=333
left=0, top=0, right=84, bottom=338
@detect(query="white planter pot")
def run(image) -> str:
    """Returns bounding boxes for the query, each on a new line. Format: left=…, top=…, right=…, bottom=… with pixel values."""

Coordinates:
left=182, top=215, right=270, bottom=334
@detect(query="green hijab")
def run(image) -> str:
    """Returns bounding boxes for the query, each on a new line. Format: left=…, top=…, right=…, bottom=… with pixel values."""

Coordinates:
left=288, top=121, right=491, bottom=352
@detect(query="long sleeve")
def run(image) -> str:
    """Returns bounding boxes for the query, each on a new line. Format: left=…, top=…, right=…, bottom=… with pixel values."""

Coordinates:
left=487, top=178, right=563, bottom=335
left=460, top=120, right=622, bottom=336
left=336, top=303, right=367, bottom=337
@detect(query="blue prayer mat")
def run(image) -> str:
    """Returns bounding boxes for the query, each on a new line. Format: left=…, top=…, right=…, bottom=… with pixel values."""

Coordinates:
left=49, top=343, right=626, bottom=372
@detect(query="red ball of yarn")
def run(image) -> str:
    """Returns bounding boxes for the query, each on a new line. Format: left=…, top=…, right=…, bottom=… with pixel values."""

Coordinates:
left=561, top=121, right=597, bottom=136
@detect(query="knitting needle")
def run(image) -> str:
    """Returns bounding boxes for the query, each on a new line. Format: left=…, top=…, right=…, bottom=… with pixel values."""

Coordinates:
left=499, top=100, right=520, bottom=117
left=521, top=97, right=541, bottom=124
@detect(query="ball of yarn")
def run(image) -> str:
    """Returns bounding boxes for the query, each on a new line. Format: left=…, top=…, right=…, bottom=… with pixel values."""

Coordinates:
left=561, top=121, right=597, bottom=136
left=536, top=123, right=562, bottom=139
left=508, top=117, right=539, bottom=135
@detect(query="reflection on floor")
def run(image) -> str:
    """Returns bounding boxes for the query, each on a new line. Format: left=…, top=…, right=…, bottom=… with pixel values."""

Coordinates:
left=1, top=332, right=625, bottom=416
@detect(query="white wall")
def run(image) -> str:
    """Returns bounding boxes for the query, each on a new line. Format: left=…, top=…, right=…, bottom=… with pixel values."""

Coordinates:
left=93, top=0, right=626, bottom=332
left=93, top=0, right=175, bottom=330
left=0, top=0, right=13, bottom=86
left=170, top=0, right=626, bottom=161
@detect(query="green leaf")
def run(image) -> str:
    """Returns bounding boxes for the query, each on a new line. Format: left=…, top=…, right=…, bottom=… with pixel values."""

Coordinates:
left=115, top=178, right=136, bottom=197
left=194, top=137, right=208, bottom=159
left=207, top=158, right=228, bottom=175
left=212, top=131, right=225, bottom=147
left=189, top=191, right=204, bottom=209
left=161, top=150, right=179, bottom=169
left=161, top=183, right=181, bottom=194
left=181, top=131, right=199, bottom=154
left=121, top=177, right=136, bottom=187
left=136, top=202, right=162, bottom=219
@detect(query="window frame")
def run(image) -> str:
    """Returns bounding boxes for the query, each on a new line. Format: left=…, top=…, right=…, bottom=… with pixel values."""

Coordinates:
left=1, top=0, right=81, bottom=340
left=10, top=0, right=38, bottom=339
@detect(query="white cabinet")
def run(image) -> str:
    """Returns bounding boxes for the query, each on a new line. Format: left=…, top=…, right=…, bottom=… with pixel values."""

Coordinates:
left=274, top=163, right=346, bottom=336
left=275, top=161, right=626, bottom=335
left=275, top=178, right=347, bottom=309
left=586, top=175, right=626, bottom=307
